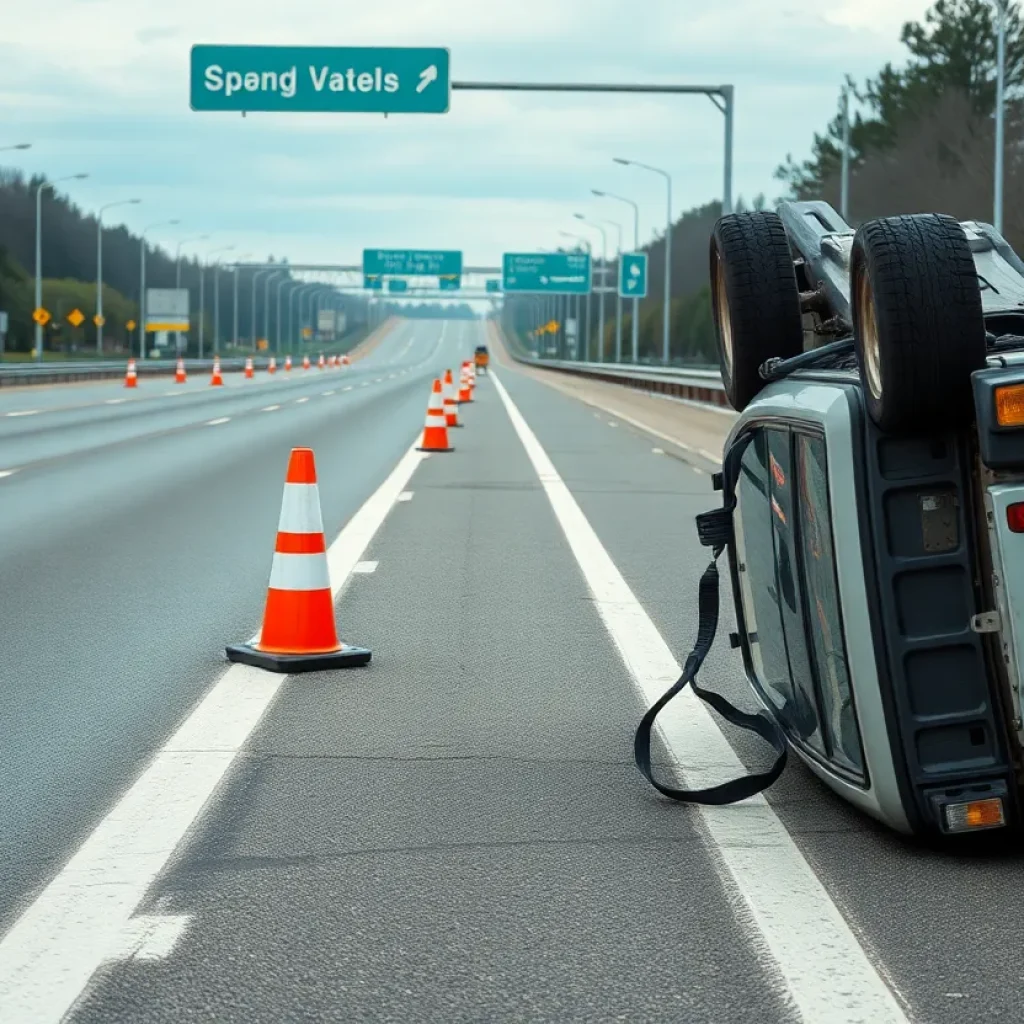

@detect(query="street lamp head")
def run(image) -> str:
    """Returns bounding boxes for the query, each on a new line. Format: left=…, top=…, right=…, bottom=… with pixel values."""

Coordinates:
left=573, top=213, right=585, bottom=221
left=613, top=157, right=630, bottom=166
left=169, top=218, right=181, bottom=225
left=129, top=199, right=142, bottom=205
left=14, top=143, right=32, bottom=151
left=72, top=173, right=89, bottom=180
left=591, top=189, right=605, bottom=197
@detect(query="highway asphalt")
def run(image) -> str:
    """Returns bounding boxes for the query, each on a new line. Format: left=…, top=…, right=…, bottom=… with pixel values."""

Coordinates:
left=3, top=317, right=1024, bottom=1023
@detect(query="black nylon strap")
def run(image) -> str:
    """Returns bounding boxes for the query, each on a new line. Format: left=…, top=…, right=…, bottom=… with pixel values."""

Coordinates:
left=633, top=436, right=788, bottom=805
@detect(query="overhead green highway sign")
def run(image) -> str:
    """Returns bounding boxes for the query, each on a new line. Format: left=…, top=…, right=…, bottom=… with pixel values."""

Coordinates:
left=501, top=253, right=592, bottom=295
left=619, top=252, right=648, bottom=299
left=190, top=46, right=451, bottom=114
left=387, top=279, right=408, bottom=293
left=362, top=249, right=462, bottom=276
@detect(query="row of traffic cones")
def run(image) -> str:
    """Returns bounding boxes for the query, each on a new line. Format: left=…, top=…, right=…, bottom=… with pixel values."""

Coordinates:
left=124, top=353, right=353, bottom=388
left=225, top=358, right=483, bottom=674
left=418, top=360, right=477, bottom=453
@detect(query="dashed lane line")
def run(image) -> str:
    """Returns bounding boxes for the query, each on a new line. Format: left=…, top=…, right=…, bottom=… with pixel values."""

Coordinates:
left=205, top=417, right=231, bottom=426
left=295, top=397, right=309, bottom=404
left=261, top=405, right=281, bottom=412
left=490, top=369, right=911, bottom=1024
left=0, top=469, right=17, bottom=479
left=0, top=438, right=426, bottom=1024
left=5, top=410, right=40, bottom=417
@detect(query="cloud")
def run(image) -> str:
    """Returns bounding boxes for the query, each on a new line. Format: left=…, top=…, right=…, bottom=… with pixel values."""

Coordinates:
left=2, top=0, right=935, bottom=267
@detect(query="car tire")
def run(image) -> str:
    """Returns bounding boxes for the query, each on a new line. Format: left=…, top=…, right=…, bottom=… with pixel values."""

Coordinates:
left=850, top=214, right=986, bottom=433
left=710, top=211, right=803, bottom=412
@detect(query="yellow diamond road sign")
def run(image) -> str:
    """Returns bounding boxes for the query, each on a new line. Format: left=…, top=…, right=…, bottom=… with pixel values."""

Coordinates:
left=126, top=319, right=137, bottom=331
left=93, top=314, right=105, bottom=328
left=67, top=308, right=85, bottom=328
left=33, top=307, right=51, bottom=326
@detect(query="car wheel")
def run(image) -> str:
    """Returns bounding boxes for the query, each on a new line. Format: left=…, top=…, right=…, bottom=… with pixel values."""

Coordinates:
left=851, top=214, right=986, bottom=433
left=710, top=211, right=803, bottom=412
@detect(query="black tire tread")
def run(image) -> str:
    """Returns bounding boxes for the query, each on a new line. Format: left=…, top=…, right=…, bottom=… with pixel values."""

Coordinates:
left=851, top=213, right=985, bottom=432
left=711, top=212, right=803, bottom=411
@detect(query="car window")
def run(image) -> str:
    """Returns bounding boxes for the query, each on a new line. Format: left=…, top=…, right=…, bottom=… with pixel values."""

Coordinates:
left=735, top=429, right=793, bottom=715
left=795, top=434, right=864, bottom=775
left=767, top=431, right=827, bottom=756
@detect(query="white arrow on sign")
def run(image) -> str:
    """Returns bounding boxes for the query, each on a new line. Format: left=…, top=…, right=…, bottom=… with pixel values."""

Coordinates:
left=540, top=275, right=549, bottom=284
left=417, top=66, right=438, bottom=93
left=630, top=264, right=641, bottom=277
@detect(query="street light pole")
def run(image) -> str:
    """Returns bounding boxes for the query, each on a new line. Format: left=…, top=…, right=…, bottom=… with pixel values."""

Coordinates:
left=593, top=189, right=641, bottom=363
left=251, top=268, right=273, bottom=349
left=202, top=245, right=235, bottom=357
left=574, top=215, right=607, bottom=361
left=840, top=81, right=851, bottom=221
left=34, top=173, right=89, bottom=362
left=264, top=271, right=285, bottom=346
left=560, top=231, right=591, bottom=360
left=230, top=253, right=252, bottom=352
left=995, top=0, right=1009, bottom=234
left=598, top=218, right=623, bottom=362
left=174, top=234, right=209, bottom=355
left=139, top=218, right=180, bottom=361
left=96, top=198, right=141, bottom=353
left=615, top=158, right=673, bottom=364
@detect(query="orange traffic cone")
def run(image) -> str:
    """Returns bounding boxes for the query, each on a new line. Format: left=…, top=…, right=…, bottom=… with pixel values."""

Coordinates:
left=442, top=369, right=460, bottom=428
left=226, top=448, right=371, bottom=672
left=244, top=357, right=254, bottom=380
left=303, top=355, right=311, bottom=371
left=210, top=357, right=223, bottom=387
left=458, top=363, right=473, bottom=403
left=328, top=354, right=337, bottom=368
left=417, top=379, right=454, bottom=453
left=124, top=359, right=138, bottom=388
left=268, top=356, right=277, bottom=375
left=318, top=353, right=326, bottom=370
left=341, top=354, right=351, bottom=368
left=285, top=355, right=293, bottom=372
left=174, top=358, right=186, bottom=384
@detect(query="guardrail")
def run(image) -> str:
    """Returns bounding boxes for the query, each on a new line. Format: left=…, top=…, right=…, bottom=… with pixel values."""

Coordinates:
left=0, top=358, right=275, bottom=388
left=519, top=354, right=730, bottom=409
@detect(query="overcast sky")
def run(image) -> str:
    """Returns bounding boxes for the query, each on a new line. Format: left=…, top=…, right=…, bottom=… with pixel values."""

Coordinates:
left=2, top=0, right=933, bottom=269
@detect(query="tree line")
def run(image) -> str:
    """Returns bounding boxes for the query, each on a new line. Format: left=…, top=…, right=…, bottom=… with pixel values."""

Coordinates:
left=0, top=170, right=371, bottom=358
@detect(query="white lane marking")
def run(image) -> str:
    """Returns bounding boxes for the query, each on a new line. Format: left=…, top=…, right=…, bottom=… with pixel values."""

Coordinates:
left=0, top=438, right=425, bottom=1024
left=652, top=447, right=665, bottom=455
left=352, top=560, right=378, bottom=574
left=5, top=409, right=40, bottom=417
left=206, top=417, right=230, bottom=426
left=388, top=373, right=397, bottom=379
left=608, top=421, right=618, bottom=428
left=374, top=377, right=384, bottom=383
left=110, top=915, right=191, bottom=963
left=692, top=466, right=706, bottom=475
left=397, top=491, right=413, bottom=502
left=262, top=405, right=281, bottom=412
left=342, top=386, right=354, bottom=392
left=104, top=399, right=127, bottom=405
left=698, top=447, right=720, bottom=462
left=360, top=382, right=370, bottom=388
left=489, top=370, right=910, bottom=1024
left=0, top=469, right=17, bottom=479
left=296, top=397, right=309, bottom=404
left=323, top=390, right=336, bottom=397
left=164, top=390, right=189, bottom=397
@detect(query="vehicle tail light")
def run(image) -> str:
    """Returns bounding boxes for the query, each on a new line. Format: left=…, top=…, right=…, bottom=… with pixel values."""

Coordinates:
left=995, top=383, right=1024, bottom=426
left=1007, top=503, right=1024, bottom=533
left=944, top=797, right=1006, bottom=832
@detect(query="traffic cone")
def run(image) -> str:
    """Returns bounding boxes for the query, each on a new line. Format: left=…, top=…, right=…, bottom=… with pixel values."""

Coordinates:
left=318, top=353, right=326, bottom=370
left=458, top=363, right=473, bottom=403
left=226, top=448, right=371, bottom=673
left=268, top=356, right=277, bottom=375
left=442, top=369, right=461, bottom=428
left=303, top=355, right=311, bottom=371
left=417, top=379, right=454, bottom=453
left=341, top=354, right=351, bottom=368
left=210, top=357, right=223, bottom=387
left=124, top=359, right=138, bottom=388
left=244, top=357, right=254, bottom=380
left=174, top=359, right=186, bottom=384
left=285, top=355, right=293, bottom=372
left=328, top=354, right=337, bottom=368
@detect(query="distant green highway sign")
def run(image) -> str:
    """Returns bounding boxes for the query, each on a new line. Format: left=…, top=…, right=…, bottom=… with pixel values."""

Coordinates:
left=364, top=276, right=383, bottom=290
left=502, top=253, right=592, bottom=295
left=485, top=279, right=501, bottom=293
left=190, top=46, right=451, bottom=114
left=619, top=252, right=648, bottom=299
left=387, top=279, right=408, bottom=293
left=363, top=249, right=462, bottom=276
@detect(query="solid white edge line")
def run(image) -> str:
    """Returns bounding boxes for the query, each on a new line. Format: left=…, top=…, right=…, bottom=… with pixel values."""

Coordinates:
left=0, top=437, right=426, bottom=1024
left=488, top=369, right=910, bottom=1024
left=0, top=469, right=17, bottom=479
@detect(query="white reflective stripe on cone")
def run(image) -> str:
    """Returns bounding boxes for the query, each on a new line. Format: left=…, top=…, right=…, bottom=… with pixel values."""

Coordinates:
left=268, top=552, right=332, bottom=591
left=277, top=484, right=326, bottom=534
